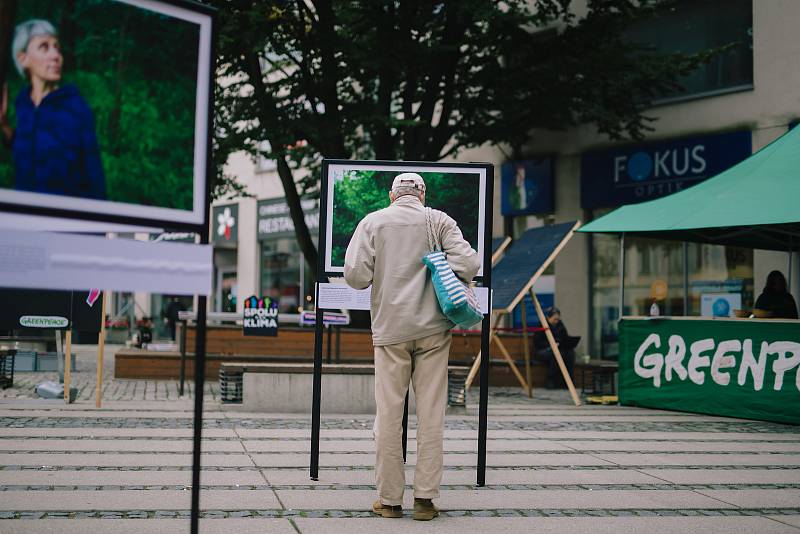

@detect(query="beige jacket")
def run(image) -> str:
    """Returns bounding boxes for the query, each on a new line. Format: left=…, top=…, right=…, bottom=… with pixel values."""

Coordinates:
left=344, top=195, right=480, bottom=346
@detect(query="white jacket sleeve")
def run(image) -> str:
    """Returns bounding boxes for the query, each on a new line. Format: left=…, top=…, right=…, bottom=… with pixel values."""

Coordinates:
left=439, top=213, right=481, bottom=282
left=343, top=218, right=374, bottom=290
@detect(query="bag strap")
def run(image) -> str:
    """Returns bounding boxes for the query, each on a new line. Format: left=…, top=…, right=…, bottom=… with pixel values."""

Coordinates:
left=425, top=207, right=440, bottom=252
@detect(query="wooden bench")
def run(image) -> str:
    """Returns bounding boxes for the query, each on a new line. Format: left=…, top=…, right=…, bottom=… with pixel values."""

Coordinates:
left=122, top=325, right=538, bottom=386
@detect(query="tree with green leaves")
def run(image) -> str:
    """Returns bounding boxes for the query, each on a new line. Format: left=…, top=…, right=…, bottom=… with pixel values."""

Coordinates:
left=209, top=0, right=710, bottom=277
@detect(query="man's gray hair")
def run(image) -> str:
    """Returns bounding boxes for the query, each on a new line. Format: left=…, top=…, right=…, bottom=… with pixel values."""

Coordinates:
left=392, top=186, right=423, bottom=199
left=12, top=19, right=58, bottom=78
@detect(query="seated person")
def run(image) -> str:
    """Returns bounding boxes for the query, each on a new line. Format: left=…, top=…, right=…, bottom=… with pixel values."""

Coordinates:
left=533, top=306, right=576, bottom=389
left=754, top=270, right=798, bottom=319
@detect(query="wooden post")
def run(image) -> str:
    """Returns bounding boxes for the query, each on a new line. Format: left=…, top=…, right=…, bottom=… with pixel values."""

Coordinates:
left=530, top=290, right=581, bottom=407
left=96, top=292, right=107, bottom=408
left=520, top=300, right=532, bottom=398
left=465, top=311, right=530, bottom=393
left=64, top=330, right=72, bottom=404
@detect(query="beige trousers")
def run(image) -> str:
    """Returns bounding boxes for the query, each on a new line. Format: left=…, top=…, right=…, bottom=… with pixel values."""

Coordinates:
left=373, top=330, right=451, bottom=506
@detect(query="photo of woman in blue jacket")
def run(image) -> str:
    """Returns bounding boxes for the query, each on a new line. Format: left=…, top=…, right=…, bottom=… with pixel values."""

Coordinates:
left=1, top=19, right=106, bottom=200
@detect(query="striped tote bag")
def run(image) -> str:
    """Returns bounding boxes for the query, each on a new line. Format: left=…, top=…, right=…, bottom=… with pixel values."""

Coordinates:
left=422, top=207, right=483, bottom=329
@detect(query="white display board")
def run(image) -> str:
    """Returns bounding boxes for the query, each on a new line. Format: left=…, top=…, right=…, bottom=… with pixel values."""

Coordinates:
left=0, top=229, right=212, bottom=295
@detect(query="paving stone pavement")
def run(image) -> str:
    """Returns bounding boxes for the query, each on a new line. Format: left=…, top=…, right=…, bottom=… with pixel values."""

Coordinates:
left=1, top=344, right=218, bottom=402
left=0, top=355, right=799, bottom=532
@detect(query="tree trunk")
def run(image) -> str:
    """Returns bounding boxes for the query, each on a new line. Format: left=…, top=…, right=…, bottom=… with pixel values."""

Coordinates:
left=275, top=156, right=319, bottom=283
left=0, top=0, right=16, bottom=91
left=243, top=51, right=319, bottom=282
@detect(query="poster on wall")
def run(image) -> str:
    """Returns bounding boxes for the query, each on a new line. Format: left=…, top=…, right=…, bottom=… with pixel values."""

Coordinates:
left=243, top=295, right=278, bottom=337
left=700, top=293, right=742, bottom=318
left=322, top=161, right=488, bottom=276
left=0, top=0, right=214, bottom=230
left=500, top=159, right=554, bottom=216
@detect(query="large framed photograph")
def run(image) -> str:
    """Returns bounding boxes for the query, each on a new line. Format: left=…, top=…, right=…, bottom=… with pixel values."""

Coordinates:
left=322, top=160, right=489, bottom=277
left=0, top=0, right=213, bottom=230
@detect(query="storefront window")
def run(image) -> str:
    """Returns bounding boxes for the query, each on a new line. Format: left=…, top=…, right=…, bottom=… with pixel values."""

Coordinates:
left=260, top=238, right=302, bottom=313
left=220, top=271, right=238, bottom=313
left=591, top=233, right=621, bottom=360
left=591, top=234, right=754, bottom=360
left=627, top=0, right=753, bottom=103
left=688, top=244, right=754, bottom=315
left=625, top=237, right=686, bottom=317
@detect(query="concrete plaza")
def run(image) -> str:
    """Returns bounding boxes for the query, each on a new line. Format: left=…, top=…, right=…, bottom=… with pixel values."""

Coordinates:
left=0, top=346, right=799, bottom=532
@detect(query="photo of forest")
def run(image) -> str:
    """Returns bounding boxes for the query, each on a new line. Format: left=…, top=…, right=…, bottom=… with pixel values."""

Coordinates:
left=329, top=168, right=481, bottom=268
left=0, top=0, right=199, bottom=210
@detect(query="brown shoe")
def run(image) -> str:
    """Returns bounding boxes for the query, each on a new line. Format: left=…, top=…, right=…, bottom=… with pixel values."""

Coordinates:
left=413, top=498, right=439, bottom=521
left=372, top=500, right=403, bottom=518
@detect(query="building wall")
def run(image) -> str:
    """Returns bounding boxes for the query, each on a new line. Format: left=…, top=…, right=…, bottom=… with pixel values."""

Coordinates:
left=211, top=1, right=798, bottom=351
left=510, top=1, right=800, bottom=355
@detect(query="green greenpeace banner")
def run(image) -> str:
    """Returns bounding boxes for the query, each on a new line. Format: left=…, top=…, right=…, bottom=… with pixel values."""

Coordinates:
left=619, top=318, right=800, bottom=425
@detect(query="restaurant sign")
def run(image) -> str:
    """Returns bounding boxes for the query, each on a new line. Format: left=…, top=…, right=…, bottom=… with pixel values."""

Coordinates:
left=580, top=131, right=751, bottom=209
left=619, top=318, right=800, bottom=425
left=258, top=198, right=319, bottom=240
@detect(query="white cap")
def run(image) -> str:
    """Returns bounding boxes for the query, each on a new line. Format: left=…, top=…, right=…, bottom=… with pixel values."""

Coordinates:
left=391, top=172, right=426, bottom=193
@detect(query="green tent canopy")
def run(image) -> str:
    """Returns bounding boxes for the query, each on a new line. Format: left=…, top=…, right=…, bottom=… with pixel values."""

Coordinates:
left=579, top=126, right=800, bottom=251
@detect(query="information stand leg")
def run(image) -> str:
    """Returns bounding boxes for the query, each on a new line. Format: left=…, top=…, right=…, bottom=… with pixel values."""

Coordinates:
left=96, top=292, right=107, bottom=408
left=189, top=297, right=208, bottom=534
left=63, top=330, right=72, bottom=404
left=402, top=391, right=409, bottom=463
left=521, top=303, right=532, bottom=398
left=477, top=310, right=490, bottom=486
left=310, top=302, right=324, bottom=481
left=179, top=320, right=187, bottom=397
left=530, top=291, right=581, bottom=407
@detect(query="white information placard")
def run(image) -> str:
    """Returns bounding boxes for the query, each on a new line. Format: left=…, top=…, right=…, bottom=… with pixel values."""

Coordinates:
left=317, top=283, right=372, bottom=310
left=317, top=283, right=491, bottom=313
left=0, top=229, right=212, bottom=295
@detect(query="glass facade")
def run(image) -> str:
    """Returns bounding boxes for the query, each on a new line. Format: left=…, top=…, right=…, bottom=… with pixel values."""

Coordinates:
left=591, top=230, right=754, bottom=360
left=257, top=198, right=319, bottom=313
left=260, top=238, right=304, bottom=313
left=628, top=0, right=753, bottom=102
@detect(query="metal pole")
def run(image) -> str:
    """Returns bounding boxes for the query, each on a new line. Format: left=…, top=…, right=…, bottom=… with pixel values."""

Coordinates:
left=335, top=326, right=341, bottom=363
left=619, top=233, right=625, bottom=318
left=189, top=296, right=207, bottom=534
left=788, top=238, right=793, bottom=292
left=179, top=319, right=187, bottom=396
left=96, top=292, right=107, bottom=408
left=326, top=324, right=332, bottom=364
left=683, top=242, right=689, bottom=316
left=402, top=391, right=409, bottom=463
left=477, top=163, right=494, bottom=488
left=310, top=286, right=324, bottom=480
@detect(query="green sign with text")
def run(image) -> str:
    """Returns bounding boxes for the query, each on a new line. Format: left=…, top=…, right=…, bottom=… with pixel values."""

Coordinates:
left=619, top=318, right=800, bottom=425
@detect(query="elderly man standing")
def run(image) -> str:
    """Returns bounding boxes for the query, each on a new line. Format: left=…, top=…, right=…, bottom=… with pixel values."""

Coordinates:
left=344, top=172, right=480, bottom=520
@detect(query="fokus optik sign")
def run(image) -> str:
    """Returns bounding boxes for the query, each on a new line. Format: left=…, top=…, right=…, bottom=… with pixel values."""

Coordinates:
left=242, top=295, right=278, bottom=337
left=581, top=131, right=751, bottom=209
